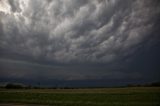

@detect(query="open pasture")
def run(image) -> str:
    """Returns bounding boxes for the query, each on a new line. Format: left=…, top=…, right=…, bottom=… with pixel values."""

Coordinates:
left=0, top=87, right=160, bottom=106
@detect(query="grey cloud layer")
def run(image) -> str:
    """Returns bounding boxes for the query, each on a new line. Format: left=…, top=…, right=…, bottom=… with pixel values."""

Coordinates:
left=0, top=0, right=160, bottom=63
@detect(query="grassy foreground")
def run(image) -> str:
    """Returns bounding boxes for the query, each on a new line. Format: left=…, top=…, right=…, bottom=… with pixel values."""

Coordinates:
left=0, top=87, right=160, bottom=106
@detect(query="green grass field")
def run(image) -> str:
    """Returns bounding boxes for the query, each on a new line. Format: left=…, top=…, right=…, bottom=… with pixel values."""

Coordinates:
left=0, top=87, right=160, bottom=106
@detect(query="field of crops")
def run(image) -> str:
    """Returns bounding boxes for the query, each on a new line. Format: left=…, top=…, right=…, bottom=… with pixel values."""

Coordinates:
left=0, top=87, right=160, bottom=106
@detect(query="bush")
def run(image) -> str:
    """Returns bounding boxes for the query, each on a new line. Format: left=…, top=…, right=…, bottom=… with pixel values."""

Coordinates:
left=5, top=83, right=24, bottom=89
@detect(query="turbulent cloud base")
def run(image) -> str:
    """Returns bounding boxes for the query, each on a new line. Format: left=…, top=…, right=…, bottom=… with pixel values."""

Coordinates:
left=0, top=0, right=160, bottom=83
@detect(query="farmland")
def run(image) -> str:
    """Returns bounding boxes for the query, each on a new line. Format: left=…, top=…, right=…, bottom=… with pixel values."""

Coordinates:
left=0, top=87, right=160, bottom=106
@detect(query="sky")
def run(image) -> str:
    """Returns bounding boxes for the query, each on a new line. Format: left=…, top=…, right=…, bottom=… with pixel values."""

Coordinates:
left=0, top=0, right=160, bottom=87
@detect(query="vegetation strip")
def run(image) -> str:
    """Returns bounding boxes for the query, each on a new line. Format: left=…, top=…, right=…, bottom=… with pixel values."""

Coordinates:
left=0, top=87, right=160, bottom=106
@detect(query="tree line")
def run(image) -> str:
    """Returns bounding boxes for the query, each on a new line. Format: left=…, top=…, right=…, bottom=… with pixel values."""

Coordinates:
left=0, top=82, right=160, bottom=89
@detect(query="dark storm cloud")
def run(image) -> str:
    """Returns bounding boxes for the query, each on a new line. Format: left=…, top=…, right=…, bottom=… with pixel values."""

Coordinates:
left=0, top=0, right=160, bottom=81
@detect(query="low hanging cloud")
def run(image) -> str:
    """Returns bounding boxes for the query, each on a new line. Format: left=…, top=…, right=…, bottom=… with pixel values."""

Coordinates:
left=0, top=0, right=160, bottom=82
left=0, top=0, right=159, bottom=63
